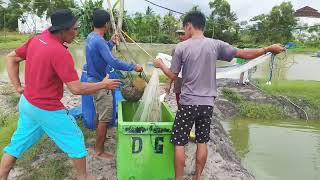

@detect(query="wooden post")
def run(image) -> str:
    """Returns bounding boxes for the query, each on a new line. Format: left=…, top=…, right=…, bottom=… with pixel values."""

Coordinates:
left=117, top=0, right=124, bottom=31
left=106, top=0, right=119, bottom=47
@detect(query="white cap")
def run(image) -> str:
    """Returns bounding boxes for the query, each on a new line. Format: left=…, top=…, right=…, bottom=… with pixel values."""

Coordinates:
left=175, top=29, right=185, bottom=34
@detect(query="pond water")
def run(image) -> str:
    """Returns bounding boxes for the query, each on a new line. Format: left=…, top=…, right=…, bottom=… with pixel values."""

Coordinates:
left=222, top=119, right=320, bottom=180
left=1, top=43, right=319, bottom=81
left=1, top=43, right=320, bottom=179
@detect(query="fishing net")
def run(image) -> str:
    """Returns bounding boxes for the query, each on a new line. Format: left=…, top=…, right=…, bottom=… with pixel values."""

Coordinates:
left=121, top=76, right=146, bottom=102
left=133, top=69, right=162, bottom=122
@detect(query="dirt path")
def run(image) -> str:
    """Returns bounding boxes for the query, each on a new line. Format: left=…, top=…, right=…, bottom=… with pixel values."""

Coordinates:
left=0, top=49, right=12, bottom=56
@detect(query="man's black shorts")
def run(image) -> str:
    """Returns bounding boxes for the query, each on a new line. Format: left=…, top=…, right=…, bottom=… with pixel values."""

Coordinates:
left=170, top=105, right=213, bottom=146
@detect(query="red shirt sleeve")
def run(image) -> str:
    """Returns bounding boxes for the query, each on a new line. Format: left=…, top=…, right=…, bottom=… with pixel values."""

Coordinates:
left=15, top=37, right=34, bottom=60
left=52, top=50, right=79, bottom=83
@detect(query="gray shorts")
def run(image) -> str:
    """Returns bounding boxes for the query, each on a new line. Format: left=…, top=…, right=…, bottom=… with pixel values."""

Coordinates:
left=92, top=89, right=113, bottom=123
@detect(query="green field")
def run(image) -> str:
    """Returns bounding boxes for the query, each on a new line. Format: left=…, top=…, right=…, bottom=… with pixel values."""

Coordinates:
left=0, top=32, right=31, bottom=49
left=256, top=80, right=320, bottom=106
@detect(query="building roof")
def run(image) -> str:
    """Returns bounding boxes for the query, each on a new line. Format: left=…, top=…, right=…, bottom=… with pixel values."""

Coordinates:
left=294, top=6, right=320, bottom=18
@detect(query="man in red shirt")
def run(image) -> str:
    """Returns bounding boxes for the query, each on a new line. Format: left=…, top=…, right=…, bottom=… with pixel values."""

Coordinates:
left=0, top=9, right=120, bottom=180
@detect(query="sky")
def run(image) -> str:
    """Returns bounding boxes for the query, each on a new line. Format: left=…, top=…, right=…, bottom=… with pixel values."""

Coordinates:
left=3, top=0, right=320, bottom=22
left=122, top=0, right=320, bottom=21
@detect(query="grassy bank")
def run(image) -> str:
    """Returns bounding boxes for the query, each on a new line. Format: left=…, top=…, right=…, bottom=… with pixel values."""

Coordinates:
left=16, top=136, right=71, bottom=180
left=0, top=32, right=31, bottom=50
left=222, top=88, right=287, bottom=120
left=0, top=113, right=18, bottom=157
left=255, top=80, right=320, bottom=118
left=255, top=80, right=320, bottom=109
left=288, top=47, right=319, bottom=53
left=288, top=41, right=320, bottom=53
left=0, top=85, right=21, bottom=157
left=222, top=80, right=320, bottom=120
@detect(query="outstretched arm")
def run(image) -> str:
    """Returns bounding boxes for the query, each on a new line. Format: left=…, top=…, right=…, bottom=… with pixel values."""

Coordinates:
left=236, top=44, right=285, bottom=60
left=66, top=75, right=121, bottom=95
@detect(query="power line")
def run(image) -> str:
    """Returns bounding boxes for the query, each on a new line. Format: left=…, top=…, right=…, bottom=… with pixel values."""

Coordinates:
left=144, top=0, right=184, bottom=15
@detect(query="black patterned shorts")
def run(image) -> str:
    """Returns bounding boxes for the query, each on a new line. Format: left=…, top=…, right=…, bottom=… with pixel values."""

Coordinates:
left=170, top=105, right=213, bottom=146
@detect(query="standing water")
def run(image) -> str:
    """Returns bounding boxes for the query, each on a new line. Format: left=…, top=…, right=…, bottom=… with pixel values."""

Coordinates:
left=1, top=44, right=320, bottom=179
left=222, top=119, right=320, bottom=180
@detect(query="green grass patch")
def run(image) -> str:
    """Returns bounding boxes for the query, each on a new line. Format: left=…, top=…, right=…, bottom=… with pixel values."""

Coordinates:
left=222, top=88, right=287, bottom=120
left=238, top=102, right=287, bottom=120
left=288, top=41, right=320, bottom=53
left=159, top=75, right=169, bottom=83
left=255, top=80, right=320, bottom=109
left=21, top=157, right=70, bottom=180
left=17, top=136, right=70, bottom=180
left=0, top=33, right=31, bottom=49
left=16, top=119, right=95, bottom=179
left=222, top=88, right=243, bottom=104
left=145, top=74, right=169, bottom=83
left=1, top=119, right=92, bottom=179
left=0, top=113, right=18, bottom=157
left=288, top=47, right=319, bottom=53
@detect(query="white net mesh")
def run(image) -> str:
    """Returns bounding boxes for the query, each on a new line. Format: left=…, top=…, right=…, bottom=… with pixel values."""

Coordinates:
left=133, top=69, right=162, bottom=122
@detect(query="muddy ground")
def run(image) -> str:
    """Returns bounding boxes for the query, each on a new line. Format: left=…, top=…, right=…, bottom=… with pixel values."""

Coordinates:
left=2, top=77, right=312, bottom=180
left=1, top=79, right=258, bottom=180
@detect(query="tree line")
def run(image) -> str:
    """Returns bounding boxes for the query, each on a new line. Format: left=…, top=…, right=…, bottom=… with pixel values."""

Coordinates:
left=0, top=0, right=319, bottom=46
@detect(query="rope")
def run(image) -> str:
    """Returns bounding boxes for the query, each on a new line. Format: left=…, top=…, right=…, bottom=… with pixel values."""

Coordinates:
left=106, top=0, right=149, bottom=82
left=267, top=54, right=276, bottom=83
left=249, top=81, right=309, bottom=121
left=143, top=0, right=184, bottom=15
left=121, top=30, right=154, bottom=59
left=118, top=32, right=149, bottom=82
left=250, top=51, right=309, bottom=120
left=278, top=95, right=309, bottom=121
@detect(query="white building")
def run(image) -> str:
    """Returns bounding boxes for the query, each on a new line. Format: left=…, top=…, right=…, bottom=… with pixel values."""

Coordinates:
left=18, top=12, right=51, bottom=34
left=294, top=6, right=320, bottom=41
left=294, top=6, right=320, bottom=26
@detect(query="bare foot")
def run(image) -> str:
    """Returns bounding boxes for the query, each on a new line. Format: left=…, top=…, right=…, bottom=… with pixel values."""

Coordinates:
left=95, top=152, right=114, bottom=160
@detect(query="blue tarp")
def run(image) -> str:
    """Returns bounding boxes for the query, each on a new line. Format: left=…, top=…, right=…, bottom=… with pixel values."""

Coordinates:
left=79, top=67, right=123, bottom=130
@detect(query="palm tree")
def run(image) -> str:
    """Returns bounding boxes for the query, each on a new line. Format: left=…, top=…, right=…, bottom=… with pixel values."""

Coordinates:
left=0, top=1, right=4, bottom=8
left=145, top=6, right=154, bottom=16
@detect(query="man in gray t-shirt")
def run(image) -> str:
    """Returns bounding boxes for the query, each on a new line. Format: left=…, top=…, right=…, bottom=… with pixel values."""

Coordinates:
left=154, top=11, right=284, bottom=180
left=170, top=37, right=237, bottom=106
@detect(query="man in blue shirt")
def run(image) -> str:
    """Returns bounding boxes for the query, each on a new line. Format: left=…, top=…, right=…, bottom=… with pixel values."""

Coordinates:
left=86, top=9, right=143, bottom=159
